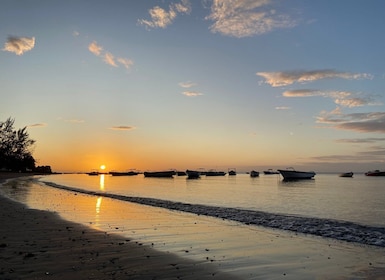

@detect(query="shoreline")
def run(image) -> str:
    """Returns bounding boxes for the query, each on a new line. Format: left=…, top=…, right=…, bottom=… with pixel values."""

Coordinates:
left=0, top=173, right=236, bottom=279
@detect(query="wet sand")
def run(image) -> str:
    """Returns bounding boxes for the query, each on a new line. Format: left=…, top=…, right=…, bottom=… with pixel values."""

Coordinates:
left=0, top=173, right=236, bottom=279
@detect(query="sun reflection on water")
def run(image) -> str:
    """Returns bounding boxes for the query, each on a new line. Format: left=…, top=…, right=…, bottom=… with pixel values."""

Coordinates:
left=99, top=174, right=105, bottom=191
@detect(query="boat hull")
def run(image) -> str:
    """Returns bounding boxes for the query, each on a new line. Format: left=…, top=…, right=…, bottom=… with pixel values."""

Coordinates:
left=186, top=170, right=200, bottom=179
left=144, top=171, right=176, bottom=178
left=110, top=171, right=138, bottom=176
left=339, top=172, right=353, bottom=178
left=278, top=169, right=315, bottom=180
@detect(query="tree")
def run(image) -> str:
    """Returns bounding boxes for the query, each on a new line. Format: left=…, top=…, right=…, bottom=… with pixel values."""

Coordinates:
left=0, top=117, right=36, bottom=172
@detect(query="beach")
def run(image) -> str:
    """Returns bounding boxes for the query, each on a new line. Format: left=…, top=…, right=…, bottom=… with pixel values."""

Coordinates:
left=1, top=173, right=385, bottom=279
left=0, top=173, right=236, bottom=280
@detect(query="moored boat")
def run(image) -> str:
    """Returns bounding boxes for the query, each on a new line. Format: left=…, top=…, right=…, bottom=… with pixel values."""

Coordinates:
left=278, top=168, right=316, bottom=180
left=110, top=171, right=139, bottom=176
left=228, top=168, right=236, bottom=176
left=263, top=169, right=279, bottom=175
left=250, top=170, right=259, bottom=177
left=144, top=171, right=176, bottom=178
left=87, top=170, right=99, bottom=176
left=365, top=170, right=385, bottom=176
left=205, top=170, right=226, bottom=176
left=339, top=172, right=353, bottom=178
left=186, top=169, right=200, bottom=179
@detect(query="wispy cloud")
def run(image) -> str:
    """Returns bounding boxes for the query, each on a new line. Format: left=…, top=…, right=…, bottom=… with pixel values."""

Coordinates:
left=206, top=0, right=296, bottom=38
left=317, top=109, right=385, bottom=133
left=179, top=81, right=203, bottom=96
left=139, top=0, right=191, bottom=29
left=109, top=126, right=136, bottom=131
left=182, top=91, right=203, bottom=97
left=64, top=119, right=84, bottom=124
left=283, top=89, right=376, bottom=108
left=103, top=52, right=118, bottom=67
left=257, top=70, right=372, bottom=87
left=3, top=36, right=35, bottom=55
left=27, top=123, right=47, bottom=128
left=117, top=57, right=134, bottom=69
left=179, top=81, right=196, bottom=88
left=275, top=106, right=291, bottom=110
left=88, top=41, right=133, bottom=70
left=335, top=138, right=385, bottom=144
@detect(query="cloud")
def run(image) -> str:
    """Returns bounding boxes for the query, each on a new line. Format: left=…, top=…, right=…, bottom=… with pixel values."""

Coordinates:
left=283, top=89, right=375, bottom=108
left=103, top=52, right=117, bottom=67
left=335, top=138, right=385, bottom=144
left=27, top=123, right=47, bottom=128
left=117, top=58, right=134, bottom=69
left=317, top=109, right=385, bottom=133
left=73, top=31, right=80, bottom=37
left=88, top=41, right=103, bottom=56
left=64, top=119, right=84, bottom=123
left=206, top=0, right=296, bottom=38
left=275, top=106, right=291, bottom=110
left=109, top=126, right=136, bottom=131
left=182, top=91, right=203, bottom=97
left=179, top=81, right=197, bottom=88
left=3, top=36, right=35, bottom=55
left=88, top=41, right=133, bottom=70
left=139, top=0, right=191, bottom=29
left=257, top=70, right=373, bottom=87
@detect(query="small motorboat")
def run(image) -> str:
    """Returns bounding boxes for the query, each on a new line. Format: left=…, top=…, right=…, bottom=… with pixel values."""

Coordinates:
left=109, top=171, right=139, bottom=176
left=143, top=171, right=176, bottom=178
left=205, top=170, right=226, bottom=176
left=250, top=170, right=259, bottom=177
left=263, top=169, right=279, bottom=175
left=278, top=168, right=316, bottom=180
left=186, top=170, right=200, bottom=179
left=339, top=172, right=353, bottom=178
left=228, top=168, right=236, bottom=176
left=365, top=170, right=385, bottom=176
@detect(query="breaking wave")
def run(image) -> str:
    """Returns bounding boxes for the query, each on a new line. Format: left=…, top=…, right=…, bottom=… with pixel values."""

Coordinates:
left=43, top=181, right=385, bottom=248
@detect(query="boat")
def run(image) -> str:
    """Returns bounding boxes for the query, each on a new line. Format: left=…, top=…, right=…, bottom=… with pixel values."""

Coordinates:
left=228, top=168, right=236, bottom=176
left=109, top=171, right=139, bottom=176
left=177, top=171, right=187, bottom=176
left=250, top=170, right=259, bottom=177
left=278, top=168, right=316, bottom=180
left=186, top=169, right=200, bottom=179
left=263, top=169, right=279, bottom=175
left=365, top=170, right=385, bottom=176
left=339, top=172, right=353, bottom=178
left=205, top=170, right=226, bottom=176
left=87, top=170, right=99, bottom=176
left=143, top=171, right=176, bottom=178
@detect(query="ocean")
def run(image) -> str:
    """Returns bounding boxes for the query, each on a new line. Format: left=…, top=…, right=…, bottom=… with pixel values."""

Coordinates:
left=1, top=172, right=385, bottom=279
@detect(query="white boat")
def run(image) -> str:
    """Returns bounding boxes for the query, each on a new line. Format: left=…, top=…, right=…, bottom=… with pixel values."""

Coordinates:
left=278, top=168, right=315, bottom=180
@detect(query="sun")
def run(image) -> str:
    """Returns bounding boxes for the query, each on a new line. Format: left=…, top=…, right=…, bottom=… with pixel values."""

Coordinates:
left=100, top=165, right=106, bottom=170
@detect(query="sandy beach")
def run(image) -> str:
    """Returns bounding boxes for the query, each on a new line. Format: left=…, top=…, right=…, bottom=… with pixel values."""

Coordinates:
left=0, top=173, right=236, bottom=280
left=2, top=173, right=385, bottom=279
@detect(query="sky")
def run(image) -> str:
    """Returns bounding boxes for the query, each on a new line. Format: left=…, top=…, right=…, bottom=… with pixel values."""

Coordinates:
left=1, top=0, right=385, bottom=173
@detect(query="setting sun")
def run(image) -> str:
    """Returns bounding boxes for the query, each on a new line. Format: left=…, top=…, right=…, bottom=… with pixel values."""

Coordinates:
left=100, top=165, right=106, bottom=170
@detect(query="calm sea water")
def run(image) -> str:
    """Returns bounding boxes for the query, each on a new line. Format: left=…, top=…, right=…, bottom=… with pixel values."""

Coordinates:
left=40, top=172, right=385, bottom=227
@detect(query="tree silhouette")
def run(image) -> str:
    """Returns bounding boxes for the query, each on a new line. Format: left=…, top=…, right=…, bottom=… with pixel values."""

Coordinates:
left=0, top=117, right=36, bottom=172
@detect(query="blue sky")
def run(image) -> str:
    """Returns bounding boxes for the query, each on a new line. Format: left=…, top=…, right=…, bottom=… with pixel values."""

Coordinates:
left=1, top=0, right=385, bottom=172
